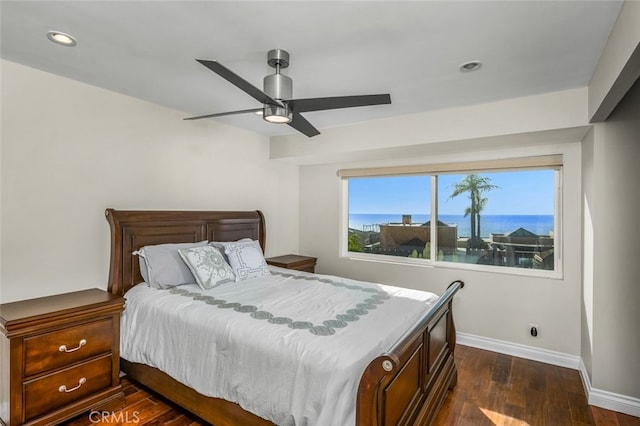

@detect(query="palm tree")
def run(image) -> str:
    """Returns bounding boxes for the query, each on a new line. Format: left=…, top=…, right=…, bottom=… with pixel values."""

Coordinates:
left=449, top=174, right=498, bottom=250
left=475, top=194, right=488, bottom=240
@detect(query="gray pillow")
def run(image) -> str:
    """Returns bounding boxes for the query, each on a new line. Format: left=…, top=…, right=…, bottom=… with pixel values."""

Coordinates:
left=135, top=241, right=208, bottom=288
left=178, top=245, right=235, bottom=290
left=224, top=240, right=271, bottom=282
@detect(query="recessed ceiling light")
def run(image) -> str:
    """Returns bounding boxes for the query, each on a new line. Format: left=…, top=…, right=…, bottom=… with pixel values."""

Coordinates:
left=459, top=61, right=482, bottom=72
left=47, top=31, right=77, bottom=47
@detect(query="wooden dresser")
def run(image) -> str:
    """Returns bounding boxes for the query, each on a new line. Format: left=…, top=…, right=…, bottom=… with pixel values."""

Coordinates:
left=0, top=289, right=125, bottom=425
left=266, top=254, right=317, bottom=273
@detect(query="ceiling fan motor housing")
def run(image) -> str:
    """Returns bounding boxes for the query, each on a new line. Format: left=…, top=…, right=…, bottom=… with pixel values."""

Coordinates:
left=264, top=49, right=292, bottom=100
left=264, top=73, right=292, bottom=100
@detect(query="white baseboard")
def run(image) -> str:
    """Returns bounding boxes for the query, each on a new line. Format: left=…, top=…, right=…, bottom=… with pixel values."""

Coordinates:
left=457, top=332, right=640, bottom=418
left=456, top=332, right=580, bottom=369
left=579, top=358, right=640, bottom=418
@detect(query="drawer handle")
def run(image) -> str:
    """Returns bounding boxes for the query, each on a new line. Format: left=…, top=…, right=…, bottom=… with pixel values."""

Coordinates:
left=59, top=339, right=87, bottom=353
left=58, top=377, right=87, bottom=393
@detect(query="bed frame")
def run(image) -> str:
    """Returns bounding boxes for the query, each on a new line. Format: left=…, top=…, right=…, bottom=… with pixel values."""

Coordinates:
left=105, top=208, right=464, bottom=425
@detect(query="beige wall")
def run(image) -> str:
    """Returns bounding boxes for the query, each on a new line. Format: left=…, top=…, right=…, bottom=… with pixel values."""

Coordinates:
left=0, top=59, right=300, bottom=303
left=580, top=0, right=640, bottom=410
left=588, top=0, right=640, bottom=122
left=298, top=138, right=583, bottom=356
left=583, top=79, right=640, bottom=399
left=276, top=84, right=589, bottom=357
left=276, top=92, right=590, bottom=359
left=271, top=87, right=588, bottom=164
left=581, top=127, right=595, bottom=383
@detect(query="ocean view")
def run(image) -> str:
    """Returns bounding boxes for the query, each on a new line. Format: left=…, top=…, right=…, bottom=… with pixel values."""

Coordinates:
left=349, top=214, right=554, bottom=238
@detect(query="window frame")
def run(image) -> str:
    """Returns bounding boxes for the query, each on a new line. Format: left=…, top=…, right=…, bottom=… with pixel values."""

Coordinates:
left=339, top=156, right=563, bottom=279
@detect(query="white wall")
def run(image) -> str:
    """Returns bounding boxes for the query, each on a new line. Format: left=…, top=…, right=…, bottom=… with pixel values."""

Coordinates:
left=280, top=87, right=589, bottom=356
left=581, top=127, right=595, bottom=381
left=271, top=87, right=588, bottom=164
left=298, top=138, right=584, bottom=356
left=579, top=0, right=640, bottom=412
left=588, top=0, right=640, bottom=122
left=0, top=59, right=299, bottom=303
left=583, top=79, right=640, bottom=400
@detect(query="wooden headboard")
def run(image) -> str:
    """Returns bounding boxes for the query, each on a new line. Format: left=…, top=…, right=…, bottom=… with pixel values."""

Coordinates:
left=105, top=209, right=266, bottom=296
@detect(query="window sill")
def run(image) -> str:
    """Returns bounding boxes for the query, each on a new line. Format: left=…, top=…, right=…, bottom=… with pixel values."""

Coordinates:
left=341, top=252, right=563, bottom=280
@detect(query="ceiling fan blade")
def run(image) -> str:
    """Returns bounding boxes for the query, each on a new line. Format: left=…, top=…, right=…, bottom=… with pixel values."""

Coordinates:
left=288, top=112, right=320, bottom=137
left=183, top=108, right=262, bottom=121
left=288, top=94, right=391, bottom=113
left=196, top=59, right=283, bottom=107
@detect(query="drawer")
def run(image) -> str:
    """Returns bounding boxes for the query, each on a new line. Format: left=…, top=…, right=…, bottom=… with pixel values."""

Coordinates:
left=24, top=318, right=113, bottom=377
left=292, top=264, right=315, bottom=272
left=23, top=353, right=113, bottom=421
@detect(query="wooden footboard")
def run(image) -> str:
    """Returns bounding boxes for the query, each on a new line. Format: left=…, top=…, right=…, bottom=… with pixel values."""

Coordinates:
left=357, top=280, right=464, bottom=425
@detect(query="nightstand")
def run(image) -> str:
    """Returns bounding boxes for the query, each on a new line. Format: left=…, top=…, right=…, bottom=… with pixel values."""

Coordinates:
left=0, top=288, right=125, bottom=425
left=266, top=254, right=317, bottom=273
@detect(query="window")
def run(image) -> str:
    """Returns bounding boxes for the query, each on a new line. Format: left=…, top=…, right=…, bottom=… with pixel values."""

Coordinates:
left=341, top=156, right=561, bottom=276
left=348, top=175, right=431, bottom=256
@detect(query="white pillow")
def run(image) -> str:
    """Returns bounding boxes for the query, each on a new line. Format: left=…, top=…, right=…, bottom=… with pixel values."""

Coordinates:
left=178, top=245, right=235, bottom=290
left=134, top=241, right=208, bottom=289
left=224, top=240, right=271, bottom=281
left=209, top=238, right=252, bottom=262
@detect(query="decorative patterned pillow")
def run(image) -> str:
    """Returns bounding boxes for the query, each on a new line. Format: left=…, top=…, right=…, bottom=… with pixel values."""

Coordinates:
left=224, top=240, right=271, bottom=282
left=134, top=241, right=208, bottom=289
left=178, top=245, right=236, bottom=290
left=209, top=238, right=252, bottom=262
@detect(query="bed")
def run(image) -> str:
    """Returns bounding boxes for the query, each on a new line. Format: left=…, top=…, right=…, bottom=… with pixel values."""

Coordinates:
left=105, top=208, right=464, bottom=425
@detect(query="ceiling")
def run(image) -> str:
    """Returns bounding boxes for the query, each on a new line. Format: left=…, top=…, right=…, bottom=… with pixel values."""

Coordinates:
left=0, top=1, right=624, bottom=137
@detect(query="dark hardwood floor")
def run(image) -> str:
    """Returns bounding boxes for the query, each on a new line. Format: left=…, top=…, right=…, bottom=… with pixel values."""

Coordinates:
left=433, top=345, right=638, bottom=425
left=65, top=345, right=639, bottom=425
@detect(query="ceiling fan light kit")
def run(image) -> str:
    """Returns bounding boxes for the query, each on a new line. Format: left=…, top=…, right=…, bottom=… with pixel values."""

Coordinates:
left=185, top=48, right=391, bottom=137
left=263, top=104, right=292, bottom=124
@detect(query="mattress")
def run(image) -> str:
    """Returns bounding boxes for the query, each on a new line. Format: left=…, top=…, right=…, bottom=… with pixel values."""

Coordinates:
left=120, top=266, right=439, bottom=425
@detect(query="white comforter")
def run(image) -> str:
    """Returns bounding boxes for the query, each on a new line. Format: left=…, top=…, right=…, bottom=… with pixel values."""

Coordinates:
left=120, top=266, right=438, bottom=425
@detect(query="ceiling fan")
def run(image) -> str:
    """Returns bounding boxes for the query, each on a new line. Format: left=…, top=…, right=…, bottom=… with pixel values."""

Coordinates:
left=184, top=49, right=391, bottom=137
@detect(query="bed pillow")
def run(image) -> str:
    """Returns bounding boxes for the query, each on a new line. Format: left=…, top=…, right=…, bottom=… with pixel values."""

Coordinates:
left=134, top=241, right=208, bottom=289
left=209, top=238, right=252, bottom=262
left=137, top=254, right=151, bottom=285
left=224, top=240, right=271, bottom=281
left=178, top=245, right=236, bottom=290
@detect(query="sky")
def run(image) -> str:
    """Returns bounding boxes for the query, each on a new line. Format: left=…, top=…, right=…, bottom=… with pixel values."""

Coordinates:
left=348, top=170, right=556, bottom=215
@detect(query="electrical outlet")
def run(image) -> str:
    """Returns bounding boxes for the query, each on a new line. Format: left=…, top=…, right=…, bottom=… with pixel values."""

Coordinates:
left=529, top=324, right=539, bottom=337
